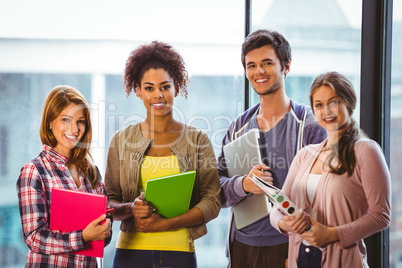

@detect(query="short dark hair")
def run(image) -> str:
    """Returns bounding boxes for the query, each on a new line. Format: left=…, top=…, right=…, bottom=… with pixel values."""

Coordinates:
left=241, top=29, right=291, bottom=71
left=123, top=41, right=189, bottom=98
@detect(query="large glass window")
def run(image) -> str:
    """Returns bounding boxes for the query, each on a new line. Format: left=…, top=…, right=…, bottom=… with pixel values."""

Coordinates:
left=0, top=1, right=244, bottom=267
left=0, top=0, right=397, bottom=267
left=0, top=73, right=92, bottom=265
left=251, top=0, right=362, bottom=116
left=390, top=1, right=402, bottom=267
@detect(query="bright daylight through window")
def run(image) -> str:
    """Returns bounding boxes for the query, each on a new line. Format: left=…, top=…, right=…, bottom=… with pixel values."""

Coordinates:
left=0, top=0, right=400, bottom=267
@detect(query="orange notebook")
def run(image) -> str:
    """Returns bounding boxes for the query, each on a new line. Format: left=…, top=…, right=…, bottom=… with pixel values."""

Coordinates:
left=50, top=188, right=107, bottom=258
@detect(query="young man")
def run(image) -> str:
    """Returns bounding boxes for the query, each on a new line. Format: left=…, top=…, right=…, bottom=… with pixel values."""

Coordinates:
left=218, top=29, right=327, bottom=267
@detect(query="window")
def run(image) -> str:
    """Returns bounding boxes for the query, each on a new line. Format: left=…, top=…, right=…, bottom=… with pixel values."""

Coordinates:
left=0, top=0, right=397, bottom=267
left=251, top=0, right=362, bottom=116
left=0, top=1, right=244, bottom=267
left=390, top=1, right=402, bottom=266
left=0, top=125, right=7, bottom=175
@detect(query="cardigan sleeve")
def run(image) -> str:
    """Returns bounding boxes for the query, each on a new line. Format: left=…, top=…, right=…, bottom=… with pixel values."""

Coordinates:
left=336, top=139, right=391, bottom=248
left=105, top=132, right=124, bottom=203
left=193, top=131, right=222, bottom=223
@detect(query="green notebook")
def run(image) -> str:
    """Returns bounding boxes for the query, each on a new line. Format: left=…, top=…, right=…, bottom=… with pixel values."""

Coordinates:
left=144, top=170, right=196, bottom=218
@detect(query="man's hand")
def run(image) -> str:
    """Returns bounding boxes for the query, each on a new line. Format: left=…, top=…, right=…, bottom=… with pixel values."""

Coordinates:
left=242, top=163, right=273, bottom=194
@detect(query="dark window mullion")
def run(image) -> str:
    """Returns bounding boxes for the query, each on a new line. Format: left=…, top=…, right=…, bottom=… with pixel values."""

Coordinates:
left=360, top=0, right=393, bottom=268
left=244, top=0, right=252, bottom=111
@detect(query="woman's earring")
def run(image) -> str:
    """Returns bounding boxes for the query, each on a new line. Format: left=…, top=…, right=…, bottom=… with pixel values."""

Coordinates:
left=49, top=125, right=52, bottom=130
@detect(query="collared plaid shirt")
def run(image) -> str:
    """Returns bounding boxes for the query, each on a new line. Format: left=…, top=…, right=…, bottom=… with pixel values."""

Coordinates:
left=17, top=145, right=106, bottom=268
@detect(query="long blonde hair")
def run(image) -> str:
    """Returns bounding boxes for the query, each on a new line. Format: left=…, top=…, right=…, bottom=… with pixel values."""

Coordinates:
left=40, top=85, right=98, bottom=189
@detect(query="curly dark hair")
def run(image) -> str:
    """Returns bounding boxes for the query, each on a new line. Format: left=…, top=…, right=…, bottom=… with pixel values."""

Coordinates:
left=123, top=41, right=189, bottom=99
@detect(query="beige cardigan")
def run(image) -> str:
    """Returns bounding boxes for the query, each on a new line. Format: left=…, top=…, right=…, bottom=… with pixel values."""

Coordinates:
left=105, top=123, right=221, bottom=240
left=270, top=138, right=391, bottom=267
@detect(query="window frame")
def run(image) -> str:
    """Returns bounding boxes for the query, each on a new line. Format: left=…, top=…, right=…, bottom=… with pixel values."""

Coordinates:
left=360, top=1, right=393, bottom=268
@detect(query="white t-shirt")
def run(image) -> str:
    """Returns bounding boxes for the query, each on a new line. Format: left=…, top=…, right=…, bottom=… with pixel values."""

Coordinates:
left=307, top=174, right=322, bottom=203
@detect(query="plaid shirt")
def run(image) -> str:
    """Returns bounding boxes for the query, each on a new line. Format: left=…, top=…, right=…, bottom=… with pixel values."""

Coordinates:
left=17, top=145, right=106, bottom=268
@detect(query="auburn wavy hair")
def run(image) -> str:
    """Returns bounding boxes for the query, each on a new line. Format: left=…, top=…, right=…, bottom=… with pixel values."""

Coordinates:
left=40, top=85, right=98, bottom=189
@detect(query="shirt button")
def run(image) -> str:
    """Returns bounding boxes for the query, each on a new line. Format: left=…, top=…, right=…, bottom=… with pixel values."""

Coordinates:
left=305, top=247, right=310, bottom=253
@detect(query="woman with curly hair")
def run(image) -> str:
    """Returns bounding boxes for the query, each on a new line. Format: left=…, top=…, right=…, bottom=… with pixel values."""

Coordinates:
left=270, top=72, right=391, bottom=267
left=17, top=85, right=112, bottom=267
left=105, top=41, right=221, bottom=267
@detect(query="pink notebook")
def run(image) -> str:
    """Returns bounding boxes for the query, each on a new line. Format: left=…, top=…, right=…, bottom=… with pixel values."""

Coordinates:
left=50, top=187, right=107, bottom=258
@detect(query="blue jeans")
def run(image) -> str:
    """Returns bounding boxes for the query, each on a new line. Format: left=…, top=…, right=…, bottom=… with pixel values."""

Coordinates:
left=113, top=249, right=197, bottom=268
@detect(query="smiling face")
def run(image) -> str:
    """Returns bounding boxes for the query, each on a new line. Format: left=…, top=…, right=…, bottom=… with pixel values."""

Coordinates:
left=312, top=85, right=350, bottom=133
left=49, top=103, right=86, bottom=158
left=245, top=45, right=290, bottom=96
left=137, top=68, right=178, bottom=117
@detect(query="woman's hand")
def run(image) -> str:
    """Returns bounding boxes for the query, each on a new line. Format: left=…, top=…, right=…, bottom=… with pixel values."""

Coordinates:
left=82, top=214, right=111, bottom=242
left=300, top=216, right=339, bottom=248
left=132, top=193, right=155, bottom=219
left=243, top=164, right=273, bottom=194
left=134, top=212, right=170, bottom=232
left=135, top=206, right=204, bottom=233
left=278, top=209, right=311, bottom=234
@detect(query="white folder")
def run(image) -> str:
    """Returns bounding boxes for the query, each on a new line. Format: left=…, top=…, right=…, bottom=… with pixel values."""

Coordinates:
left=223, top=128, right=271, bottom=229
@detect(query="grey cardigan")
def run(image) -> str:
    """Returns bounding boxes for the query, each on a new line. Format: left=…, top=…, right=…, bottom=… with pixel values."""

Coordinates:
left=105, top=123, right=222, bottom=241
